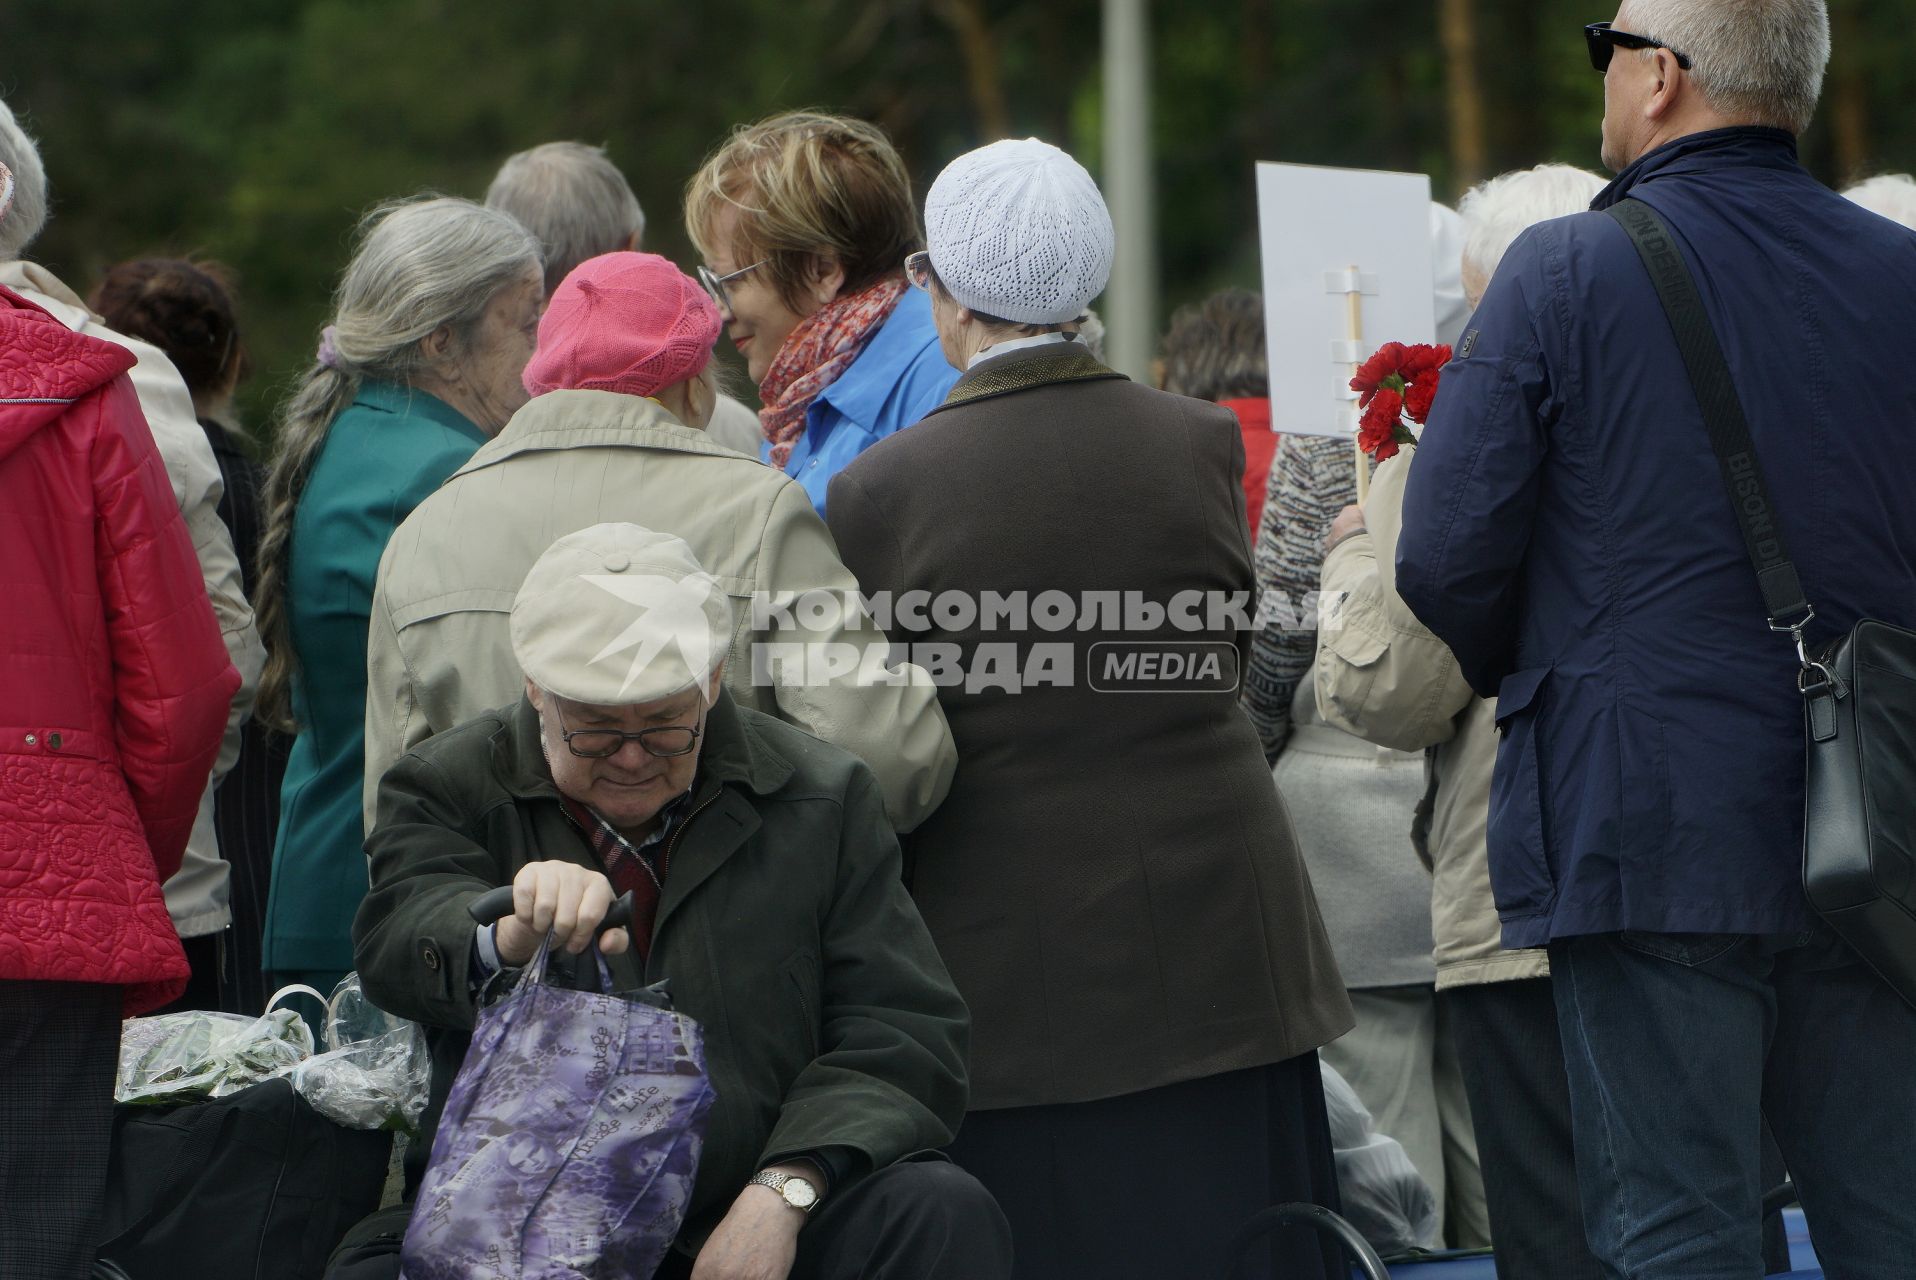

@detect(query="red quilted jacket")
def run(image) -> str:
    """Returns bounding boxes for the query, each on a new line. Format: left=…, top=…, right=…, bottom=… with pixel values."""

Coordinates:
left=1, top=286, right=238, bottom=1013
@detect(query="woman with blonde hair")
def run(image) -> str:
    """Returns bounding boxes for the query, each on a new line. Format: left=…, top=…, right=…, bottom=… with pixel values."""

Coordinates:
left=255, top=196, right=542, bottom=998
left=684, top=111, right=957, bottom=515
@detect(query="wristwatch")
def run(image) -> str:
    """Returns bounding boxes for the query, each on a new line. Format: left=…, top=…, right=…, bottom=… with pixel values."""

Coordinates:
left=748, top=1169, right=821, bottom=1215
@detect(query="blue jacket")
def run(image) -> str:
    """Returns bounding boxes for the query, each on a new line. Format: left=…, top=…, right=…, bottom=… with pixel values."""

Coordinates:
left=263, top=381, right=488, bottom=975
left=1397, top=128, right=1916, bottom=947
left=771, top=288, right=958, bottom=516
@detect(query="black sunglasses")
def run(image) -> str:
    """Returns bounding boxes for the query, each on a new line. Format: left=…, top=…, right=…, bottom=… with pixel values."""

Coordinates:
left=1584, top=21, right=1693, bottom=74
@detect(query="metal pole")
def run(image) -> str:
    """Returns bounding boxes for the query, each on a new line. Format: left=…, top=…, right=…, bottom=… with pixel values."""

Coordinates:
left=1102, top=0, right=1157, bottom=383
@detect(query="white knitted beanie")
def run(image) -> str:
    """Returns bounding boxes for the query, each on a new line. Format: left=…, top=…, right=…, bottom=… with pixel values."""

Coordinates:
left=925, top=138, right=1115, bottom=325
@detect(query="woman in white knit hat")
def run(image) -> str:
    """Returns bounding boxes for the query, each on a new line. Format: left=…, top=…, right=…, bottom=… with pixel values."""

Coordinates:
left=824, top=138, right=1354, bottom=1280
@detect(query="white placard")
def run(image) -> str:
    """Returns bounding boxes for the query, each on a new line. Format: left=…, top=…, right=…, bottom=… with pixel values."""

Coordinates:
left=1256, top=162, right=1436, bottom=438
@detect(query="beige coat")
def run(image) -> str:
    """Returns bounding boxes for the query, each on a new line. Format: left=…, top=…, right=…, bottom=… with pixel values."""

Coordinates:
left=2, top=261, right=262, bottom=938
left=363, top=388, right=955, bottom=833
left=1315, top=446, right=1546, bottom=989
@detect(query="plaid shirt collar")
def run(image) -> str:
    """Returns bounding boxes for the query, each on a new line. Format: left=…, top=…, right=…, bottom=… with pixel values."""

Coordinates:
left=559, top=787, right=695, bottom=887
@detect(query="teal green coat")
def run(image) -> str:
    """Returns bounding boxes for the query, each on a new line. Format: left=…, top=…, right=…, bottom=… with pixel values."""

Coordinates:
left=261, top=381, right=487, bottom=975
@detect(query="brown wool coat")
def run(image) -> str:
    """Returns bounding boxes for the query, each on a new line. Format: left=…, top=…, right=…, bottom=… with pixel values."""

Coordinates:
left=827, top=344, right=1352, bottom=1111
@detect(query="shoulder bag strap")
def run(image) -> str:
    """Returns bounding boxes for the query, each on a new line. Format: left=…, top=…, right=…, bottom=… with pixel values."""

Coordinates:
left=1603, top=197, right=1816, bottom=653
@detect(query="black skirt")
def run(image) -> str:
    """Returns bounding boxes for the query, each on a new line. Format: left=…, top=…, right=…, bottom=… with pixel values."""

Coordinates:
left=945, top=1051, right=1344, bottom=1280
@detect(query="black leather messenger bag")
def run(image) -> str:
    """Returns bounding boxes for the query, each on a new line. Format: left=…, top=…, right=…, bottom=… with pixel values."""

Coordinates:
left=1607, top=196, right=1916, bottom=1007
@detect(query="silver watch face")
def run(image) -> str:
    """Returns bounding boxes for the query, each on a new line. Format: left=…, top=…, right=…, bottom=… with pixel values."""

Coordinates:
left=781, top=1177, right=819, bottom=1210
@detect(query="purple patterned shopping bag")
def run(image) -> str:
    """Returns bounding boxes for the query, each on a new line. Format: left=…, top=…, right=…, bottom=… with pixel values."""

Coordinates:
left=401, top=935, right=716, bottom=1279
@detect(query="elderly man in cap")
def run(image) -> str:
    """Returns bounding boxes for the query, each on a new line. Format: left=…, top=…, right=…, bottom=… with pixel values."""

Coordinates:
left=353, top=524, right=1008, bottom=1280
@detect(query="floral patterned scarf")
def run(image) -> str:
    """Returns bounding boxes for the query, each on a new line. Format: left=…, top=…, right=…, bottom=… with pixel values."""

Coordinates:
left=759, top=276, right=907, bottom=469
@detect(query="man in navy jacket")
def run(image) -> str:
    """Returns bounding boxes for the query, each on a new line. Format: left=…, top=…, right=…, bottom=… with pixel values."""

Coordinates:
left=1397, top=2, right=1916, bottom=1275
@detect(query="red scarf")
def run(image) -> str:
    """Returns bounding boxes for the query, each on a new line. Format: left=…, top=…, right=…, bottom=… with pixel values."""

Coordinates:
left=759, top=277, right=907, bottom=469
left=559, top=792, right=689, bottom=963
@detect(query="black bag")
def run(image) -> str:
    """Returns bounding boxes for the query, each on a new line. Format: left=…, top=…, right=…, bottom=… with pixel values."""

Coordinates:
left=97, top=1077, right=393, bottom=1280
left=321, top=1204, right=414, bottom=1280
left=1608, top=196, right=1916, bottom=1007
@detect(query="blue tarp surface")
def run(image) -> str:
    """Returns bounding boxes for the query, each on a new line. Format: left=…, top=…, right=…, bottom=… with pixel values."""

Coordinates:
left=1369, top=1212, right=1819, bottom=1279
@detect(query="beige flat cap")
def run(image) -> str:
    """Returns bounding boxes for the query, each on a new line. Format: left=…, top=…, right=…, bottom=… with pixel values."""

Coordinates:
left=510, top=523, right=733, bottom=706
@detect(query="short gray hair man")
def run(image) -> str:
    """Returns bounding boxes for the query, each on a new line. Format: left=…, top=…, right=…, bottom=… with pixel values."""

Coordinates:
left=1614, top=0, right=1828, bottom=135
left=485, top=140, right=768, bottom=462
left=486, top=141, right=646, bottom=295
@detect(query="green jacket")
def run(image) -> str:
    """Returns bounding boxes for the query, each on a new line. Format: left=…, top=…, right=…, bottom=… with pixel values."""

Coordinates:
left=266, top=380, right=488, bottom=975
left=352, top=692, right=969, bottom=1236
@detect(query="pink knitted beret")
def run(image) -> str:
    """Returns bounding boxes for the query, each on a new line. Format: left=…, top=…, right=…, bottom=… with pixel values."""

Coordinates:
left=523, top=251, right=721, bottom=399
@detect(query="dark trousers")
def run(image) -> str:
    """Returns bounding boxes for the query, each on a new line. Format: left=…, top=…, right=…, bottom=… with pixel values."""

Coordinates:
left=1552, top=928, right=1916, bottom=1280
left=1446, top=977, right=1605, bottom=1280
left=946, top=1055, right=1343, bottom=1280
left=653, top=1157, right=1011, bottom=1280
left=334, top=1159, right=1011, bottom=1280
left=151, top=930, right=227, bottom=1015
left=0, top=980, right=121, bottom=1280
left=1451, top=975, right=1793, bottom=1280
left=217, top=717, right=291, bottom=1016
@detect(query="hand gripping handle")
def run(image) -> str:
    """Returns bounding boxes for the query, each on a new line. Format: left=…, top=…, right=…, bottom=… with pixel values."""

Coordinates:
left=466, top=884, right=636, bottom=934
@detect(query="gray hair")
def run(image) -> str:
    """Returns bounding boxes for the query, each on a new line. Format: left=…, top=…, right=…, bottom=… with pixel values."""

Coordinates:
left=486, top=141, right=646, bottom=295
left=1459, top=164, right=1607, bottom=283
left=1844, top=174, right=1916, bottom=232
left=1623, top=0, right=1829, bottom=134
left=1073, top=308, right=1107, bottom=363
left=254, top=196, right=540, bottom=730
left=1158, top=289, right=1266, bottom=403
left=0, top=99, right=50, bottom=260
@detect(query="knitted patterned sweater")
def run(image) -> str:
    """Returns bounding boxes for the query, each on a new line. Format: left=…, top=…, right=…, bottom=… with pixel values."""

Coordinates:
left=1243, top=433, right=1359, bottom=761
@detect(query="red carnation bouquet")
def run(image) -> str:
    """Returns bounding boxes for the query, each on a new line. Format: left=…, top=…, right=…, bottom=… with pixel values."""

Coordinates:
left=1351, top=341, right=1451, bottom=463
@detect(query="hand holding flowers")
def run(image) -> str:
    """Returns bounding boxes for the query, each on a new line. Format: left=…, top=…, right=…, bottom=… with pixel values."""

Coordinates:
left=1351, top=341, right=1451, bottom=463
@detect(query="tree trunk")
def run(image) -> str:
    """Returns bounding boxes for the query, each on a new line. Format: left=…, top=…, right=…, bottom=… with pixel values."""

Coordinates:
left=1439, top=0, right=1488, bottom=194
left=1828, top=0, right=1871, bottom=183
left=935, top=0, right=1011, bottom=140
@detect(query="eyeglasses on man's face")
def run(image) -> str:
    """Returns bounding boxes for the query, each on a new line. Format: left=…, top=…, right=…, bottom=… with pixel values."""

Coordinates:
left=554, top=703, right=702, bottom=759
left=1584, top=20, right=1692, bottom=74
left=696, top=260, right=768, bottom=315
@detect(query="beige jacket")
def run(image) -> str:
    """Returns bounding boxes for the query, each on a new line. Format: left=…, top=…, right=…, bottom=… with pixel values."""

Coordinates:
left=364, top=389, right=956, bottom=833
left=1315, top=446, right=1546, bottom=989
left=3, top=261, right=263, bottom=937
